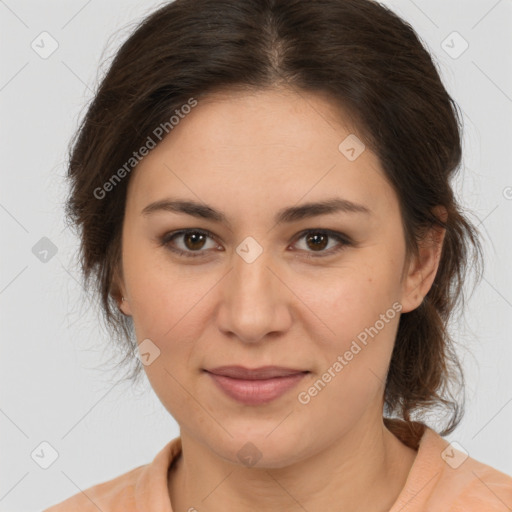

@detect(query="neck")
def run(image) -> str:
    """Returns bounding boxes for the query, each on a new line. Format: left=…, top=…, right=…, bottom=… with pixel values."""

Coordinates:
left=168, top=411, right=417, bottom=512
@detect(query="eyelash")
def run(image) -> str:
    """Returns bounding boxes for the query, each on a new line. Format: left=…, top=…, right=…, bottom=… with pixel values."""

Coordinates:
left=159, top=228, right=352, bottom=259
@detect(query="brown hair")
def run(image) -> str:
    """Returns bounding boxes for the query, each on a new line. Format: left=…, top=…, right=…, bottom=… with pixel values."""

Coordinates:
left=64, top=0, right=483, bottom=443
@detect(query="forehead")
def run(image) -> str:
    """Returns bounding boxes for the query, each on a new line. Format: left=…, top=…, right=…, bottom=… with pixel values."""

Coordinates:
left=166, top=87, right=361, bottom=155
left=126, top=87, right=396, bottom=218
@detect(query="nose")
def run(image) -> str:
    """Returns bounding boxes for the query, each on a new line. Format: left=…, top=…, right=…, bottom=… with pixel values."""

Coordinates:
left=216, top=245, right=293, bottom=344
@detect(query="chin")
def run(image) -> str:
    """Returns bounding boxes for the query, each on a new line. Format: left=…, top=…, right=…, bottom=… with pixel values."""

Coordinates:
left=202, top=423, right=312, bottom=469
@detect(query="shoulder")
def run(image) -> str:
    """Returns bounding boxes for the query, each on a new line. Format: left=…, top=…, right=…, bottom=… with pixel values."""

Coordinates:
left=399, top=426, right=512, bottom=511
left=443, top=452, right=512, bottom=511
left=41, top=464, right=144, bottom=512
left=42, top=437, right=182, bottom=512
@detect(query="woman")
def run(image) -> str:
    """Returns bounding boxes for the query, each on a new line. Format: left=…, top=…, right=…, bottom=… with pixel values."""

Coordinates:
left=44, top=0, right=512, bottom=510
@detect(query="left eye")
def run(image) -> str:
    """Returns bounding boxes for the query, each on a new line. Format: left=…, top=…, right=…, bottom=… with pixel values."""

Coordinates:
left=292, top=230, right=351, bottom=258
left=160, top=229, right=352, bottom=258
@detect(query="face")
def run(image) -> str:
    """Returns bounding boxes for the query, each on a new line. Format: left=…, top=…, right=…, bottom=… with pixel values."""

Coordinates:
left=116, top=87, right=438, bottom=467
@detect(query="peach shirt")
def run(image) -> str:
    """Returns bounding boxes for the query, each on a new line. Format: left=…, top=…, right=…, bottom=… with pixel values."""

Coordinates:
left=43, top=427, right=512, bottom=511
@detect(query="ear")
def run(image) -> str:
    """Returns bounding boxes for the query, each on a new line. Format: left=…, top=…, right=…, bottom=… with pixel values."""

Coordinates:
left=400, top=206, right=447, bottom=314
left=112, top=264, right=133, bottom=317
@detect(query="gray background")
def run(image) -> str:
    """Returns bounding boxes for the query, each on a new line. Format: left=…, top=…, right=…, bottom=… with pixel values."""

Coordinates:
left=1, top=0, right=511, bottom=510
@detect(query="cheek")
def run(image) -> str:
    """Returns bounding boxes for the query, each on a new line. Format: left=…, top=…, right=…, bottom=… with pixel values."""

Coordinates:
left=123, top=246, right=212, bottom=388
left=290, top=257, right=402, bottom=409
left=294, top=271, right=401, bottom=427
left=122, top=242, right=205, bottom=337
left=294, top=258, right=402, bottom=343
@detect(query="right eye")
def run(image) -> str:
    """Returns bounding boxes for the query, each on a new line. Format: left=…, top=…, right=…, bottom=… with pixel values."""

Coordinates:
left=159, top=229, right=222, bottom=258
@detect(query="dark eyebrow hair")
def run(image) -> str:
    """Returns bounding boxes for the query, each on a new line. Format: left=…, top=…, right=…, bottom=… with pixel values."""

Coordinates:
left=141, top=197, right=372, bottom=225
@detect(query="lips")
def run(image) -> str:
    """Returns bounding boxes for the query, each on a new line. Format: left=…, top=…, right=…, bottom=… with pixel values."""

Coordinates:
left=204, top=366, right=309, bottom=405
left=206, top=365, right=308, bottom=379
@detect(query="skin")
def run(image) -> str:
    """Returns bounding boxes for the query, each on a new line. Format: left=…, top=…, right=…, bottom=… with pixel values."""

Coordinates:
left=115, top=86, right=445, bottom=511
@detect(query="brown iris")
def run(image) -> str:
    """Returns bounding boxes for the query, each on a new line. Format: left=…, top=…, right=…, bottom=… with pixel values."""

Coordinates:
left=183, top=232, right=207, bottom=250
left=305, top=232, right=328, bottom=251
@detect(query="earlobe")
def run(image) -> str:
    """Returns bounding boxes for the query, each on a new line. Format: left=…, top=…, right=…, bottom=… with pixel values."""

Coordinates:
left=117, top=295, right=132, bottom=316
left=112, top=265, right=132, bottom=316
left=119, top=296, right=131, bottom=316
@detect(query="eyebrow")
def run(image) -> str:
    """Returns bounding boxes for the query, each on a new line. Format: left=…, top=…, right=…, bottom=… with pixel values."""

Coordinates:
left=141, top=197, right=372, bottom=224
